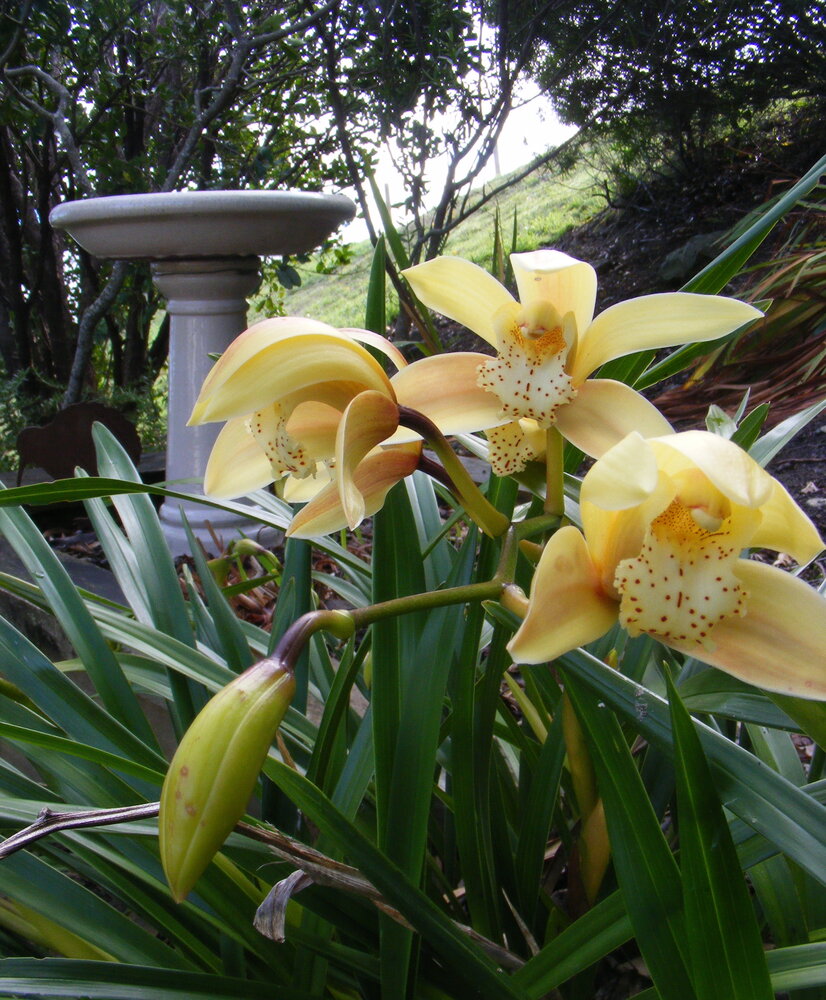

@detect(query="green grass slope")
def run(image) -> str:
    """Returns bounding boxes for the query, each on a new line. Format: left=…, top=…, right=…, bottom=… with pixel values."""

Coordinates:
left=257, top=160, right=603, bottom=330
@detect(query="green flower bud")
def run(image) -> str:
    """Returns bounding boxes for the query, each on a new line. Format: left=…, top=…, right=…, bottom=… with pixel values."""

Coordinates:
left=159, top=658, right=295, bottom=901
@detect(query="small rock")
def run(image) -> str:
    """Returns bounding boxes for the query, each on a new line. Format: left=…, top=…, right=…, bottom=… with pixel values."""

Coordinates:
left=658, top=231, right=728, bottom=285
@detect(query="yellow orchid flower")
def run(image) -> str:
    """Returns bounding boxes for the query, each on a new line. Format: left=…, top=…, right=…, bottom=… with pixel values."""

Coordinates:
left=403, top=251, right=763, bottom=474
left=508, top=430, right=826, bottom=698
left=189, top=316, right=400, bottom=489
left=287, top=391, right=422, bottom=538
left=190, top=316, right=503, bottom=533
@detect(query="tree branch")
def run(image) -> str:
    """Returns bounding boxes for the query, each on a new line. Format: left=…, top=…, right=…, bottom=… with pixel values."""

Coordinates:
left=0, top=802, right=526, bottom=970
left=162, top=0, right=342, bottom=191
left=62, top=260, right=129, bottom=405
left=0, top=802, right=160, bottom=858
left=4, top=66, right=93, bottom=193
left=0, top=0, right=35, bottom=72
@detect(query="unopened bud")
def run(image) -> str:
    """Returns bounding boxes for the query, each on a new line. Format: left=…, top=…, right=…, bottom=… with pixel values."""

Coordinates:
left=159, top=658, right=295, bottom=901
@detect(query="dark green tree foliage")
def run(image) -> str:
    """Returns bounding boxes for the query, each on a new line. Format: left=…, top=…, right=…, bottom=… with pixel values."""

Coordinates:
left=0, top=0, right=492, bottom=413
left=505, top=0, right=824, bottom=161
left=0, top=0, right=344, bottom=406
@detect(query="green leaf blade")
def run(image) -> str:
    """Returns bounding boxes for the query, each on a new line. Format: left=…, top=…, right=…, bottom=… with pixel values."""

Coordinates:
left=667, top=675, right=774, bottom=1000
left=563, top=672, right=697, bottom=1000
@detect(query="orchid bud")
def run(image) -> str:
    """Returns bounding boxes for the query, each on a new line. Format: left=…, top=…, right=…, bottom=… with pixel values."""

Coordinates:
left=159, top=658, right=295, bottom=901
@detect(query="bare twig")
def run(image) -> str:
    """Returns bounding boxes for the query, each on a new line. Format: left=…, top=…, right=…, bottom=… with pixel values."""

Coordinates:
left=239, top=819, right=524, bottom=969
left=0, top=0, right=35, bottom=72
left=0, top=803, right=524, bottom=970
left=0, top=802, right=160, bottom=858
left=163, top=0, right=341, bottom=191
left=4, top=66, right=93, bottom=193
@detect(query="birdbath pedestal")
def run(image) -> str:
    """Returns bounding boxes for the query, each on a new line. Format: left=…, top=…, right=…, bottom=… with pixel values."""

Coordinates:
left=50, top=190, right=355, bottom=555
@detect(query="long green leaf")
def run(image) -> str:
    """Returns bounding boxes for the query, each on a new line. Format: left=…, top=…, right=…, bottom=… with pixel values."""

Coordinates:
left=632, top=152, right=826, bottom=392
left=563, top=671, right=696, bottom=1000
left=0, top=959, right=318, bottom=999
left=0, top=721, right=165, bottom=784
left=561, top=648, right=826, bottom=884
left=667, top=675, right=773, bottom=999
left=367, top=173, right=410, bottom=270
left=265, top=759, right=525, bottom=1000
left=365, top=233, right=387, bottom=334
left=0, top=852, right=192, bottom=969
left=683, top=151, right=826, bottom=294
left=0, top=477, right=294, bottom=542
left=0, top=609, right=164, bottom=769
left=512, top=891, right=632, bottom=997
left=182, top=519, right=252, bottom=675
left=767, top=943, right=826, bottom=991
left=513, top=706, right=566, bottom=927
left=0, top=494, right=156, bottom=748
left=749, top=396, right=826, bottom=467
left=92, top=425, right=193, bottom=648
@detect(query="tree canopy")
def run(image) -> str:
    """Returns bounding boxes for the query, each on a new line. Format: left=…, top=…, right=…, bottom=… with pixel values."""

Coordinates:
left=511, top=0, right=825, bottom=156
left=0, top=0, right=511, bottom=411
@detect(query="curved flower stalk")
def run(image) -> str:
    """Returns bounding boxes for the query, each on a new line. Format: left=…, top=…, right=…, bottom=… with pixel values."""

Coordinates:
left=508, top=430, right=826, bottom=698
left=190, top=316, right=503, bottom=534
left=403, top=251, right=763, bottom=475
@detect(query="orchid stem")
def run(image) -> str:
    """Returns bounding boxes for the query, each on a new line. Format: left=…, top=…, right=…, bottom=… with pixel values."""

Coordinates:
left=275, top=610, right=355, bottom=674
left=351, top=526, right=518, bottom=628
left=399, top=405, right=510, bottom=538
left=272, top=529, right=519, bottom=661
left=544, top=426, right=565, bottom=519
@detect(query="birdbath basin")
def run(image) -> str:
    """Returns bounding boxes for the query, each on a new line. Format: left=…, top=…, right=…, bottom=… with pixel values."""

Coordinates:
left=50, top=190, right=355, bottom=555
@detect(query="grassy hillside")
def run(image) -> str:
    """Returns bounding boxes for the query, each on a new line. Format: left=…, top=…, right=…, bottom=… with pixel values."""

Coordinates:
left=253, top=159, right=604, bottom=329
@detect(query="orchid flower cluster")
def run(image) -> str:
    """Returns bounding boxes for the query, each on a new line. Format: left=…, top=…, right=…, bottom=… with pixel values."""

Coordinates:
left=189, top=248, right=824, bottom=696
left=161, top=249, right=825, bottom=899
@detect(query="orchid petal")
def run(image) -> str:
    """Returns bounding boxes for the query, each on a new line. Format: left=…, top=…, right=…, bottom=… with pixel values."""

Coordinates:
left=341, top=327, right=409, bottom=370
left=510, top=250, right=597, bottom=339
left=402, top=257, right=515, bottom=347
left=749, top=477, right=824, bottom=564
left=486, top=420, right=539, bottom=476
left=287, top=445, right=420, bottom=538
left=569, top=293, right=762, bottom=384
left=581, top=474, right=680, bottom=596
left=555, top=380, right=673, bottom=458
left=390, top=353, right=505, bottom=439
left=649, top=430, right=773, bottom=509
left=196, top=316, right=355, bottom=399
left=508, top=525, right=619, bottom=663
left=335, top=391, right=401, bottom=530
left=286, top=400, right=342, bottom=461
left=204, top=418, right=273, bottom=498
left=281, top=466, right=332, bottom=503
left=190, top=332, right=393, bottom=424
left=581, top=432, right=661, bottom=510
left=683, top=560, right=826, bottom=699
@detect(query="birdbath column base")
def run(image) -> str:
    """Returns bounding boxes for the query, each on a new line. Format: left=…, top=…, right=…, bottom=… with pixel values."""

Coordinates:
left=152, top=258, right=270, bottom=555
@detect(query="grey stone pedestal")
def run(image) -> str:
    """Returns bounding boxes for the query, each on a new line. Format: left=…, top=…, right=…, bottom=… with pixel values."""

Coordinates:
left=50, top=190, right=355, bottom=555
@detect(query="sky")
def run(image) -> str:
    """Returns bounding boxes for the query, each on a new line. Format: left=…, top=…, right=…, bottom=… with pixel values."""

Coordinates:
left=339, top=85, right=577, bottom=243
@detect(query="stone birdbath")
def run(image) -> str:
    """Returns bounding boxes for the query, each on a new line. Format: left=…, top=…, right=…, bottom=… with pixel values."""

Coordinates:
left=50, top=190, right=355, bottom=555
